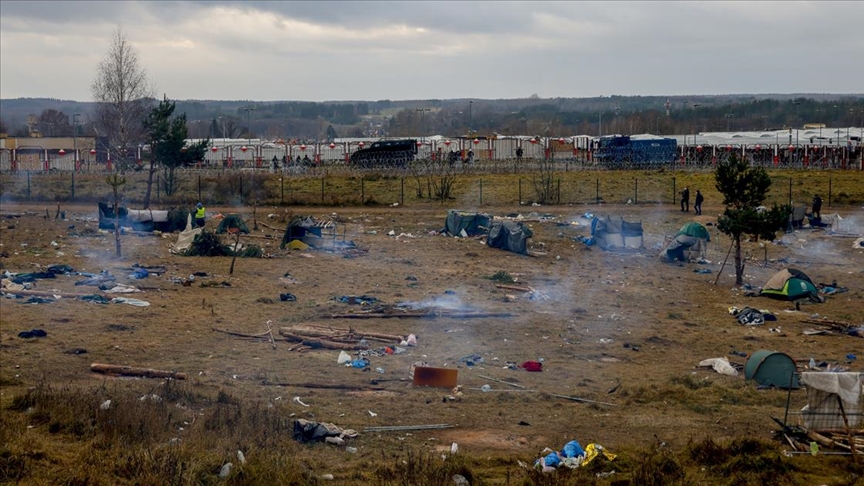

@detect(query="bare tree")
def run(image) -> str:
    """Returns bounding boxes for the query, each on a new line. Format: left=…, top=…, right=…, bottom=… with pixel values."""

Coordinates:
left=91, top=28, right=154, bottom=171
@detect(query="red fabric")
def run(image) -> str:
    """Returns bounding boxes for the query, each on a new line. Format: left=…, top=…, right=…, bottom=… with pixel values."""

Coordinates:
left=521, top=361, right=543, bottom=372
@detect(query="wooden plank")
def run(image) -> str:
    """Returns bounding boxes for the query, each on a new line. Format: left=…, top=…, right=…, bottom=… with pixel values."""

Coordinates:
left=91, top=363, right=187, bottom=380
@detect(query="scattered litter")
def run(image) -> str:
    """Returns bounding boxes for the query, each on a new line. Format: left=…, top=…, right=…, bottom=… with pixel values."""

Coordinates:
left=280, top=293, right=297, bottom=302
left=293, top=419, right=358, bottom=444
left=520, top=361, right=543, bottom=372
left=18, top=329, right=48, bottom=339
left=110, top=297, right=150, bottom=307
left=336, top=295, right=379, bottom=305
left=337, top=351, right=352, bottom=364
left=293, top=397, right=310, bottom=407
left=698, top=357, right=739, bottom=376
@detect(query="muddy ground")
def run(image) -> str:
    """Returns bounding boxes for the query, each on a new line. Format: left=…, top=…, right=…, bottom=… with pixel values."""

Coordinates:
left=1, top=200, right=863, bottom=475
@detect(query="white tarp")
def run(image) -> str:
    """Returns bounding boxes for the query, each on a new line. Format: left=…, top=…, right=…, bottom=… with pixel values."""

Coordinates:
left=170, top=214, right=203, bottom=254
left=799, top=372, right=862, bottom=430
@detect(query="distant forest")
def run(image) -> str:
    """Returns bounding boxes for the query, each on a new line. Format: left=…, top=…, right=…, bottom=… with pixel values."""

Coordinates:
left=2, top=93, right=862, bottom=142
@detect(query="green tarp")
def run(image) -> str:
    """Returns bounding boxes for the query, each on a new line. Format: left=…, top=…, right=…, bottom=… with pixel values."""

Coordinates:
left=445, top=210, right=491, bottom=237
left=676, top=222, right=710, bottom=241
left=486, top=220, right=532, bottom=254
left=216, top=214, right=249, bottom=234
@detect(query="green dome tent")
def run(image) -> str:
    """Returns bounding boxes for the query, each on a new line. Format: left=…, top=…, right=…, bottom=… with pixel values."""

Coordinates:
left=661, top=222, right=709, bottom=262
left=744, top=350, right=800, bottom=389
left=760, top=268, right=818, bottom=301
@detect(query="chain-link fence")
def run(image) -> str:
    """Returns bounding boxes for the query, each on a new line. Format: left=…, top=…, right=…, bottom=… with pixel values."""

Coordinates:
left=2, top=165, right=860, bottom=210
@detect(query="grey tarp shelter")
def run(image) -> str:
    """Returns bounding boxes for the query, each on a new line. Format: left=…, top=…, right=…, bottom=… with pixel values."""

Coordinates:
left=446, top=210, right=491, bottom=237
left=744, top=350, right=800, bottom=389
left=486, top=220, right=532, bottom=254
left=590, top=216, right=643, bottom=250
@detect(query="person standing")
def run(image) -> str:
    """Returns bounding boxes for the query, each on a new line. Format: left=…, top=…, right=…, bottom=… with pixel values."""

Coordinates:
left=694, top=190, right=704, bottom=216
left=680, top=187, right=690, bottom=212
left=812, top=194, right=822, bottom=219
left=194, top=202, right=206, bottom=228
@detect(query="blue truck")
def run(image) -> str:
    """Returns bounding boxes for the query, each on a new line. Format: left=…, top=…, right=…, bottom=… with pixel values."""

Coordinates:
left=593, top=135, right=677, bottom=166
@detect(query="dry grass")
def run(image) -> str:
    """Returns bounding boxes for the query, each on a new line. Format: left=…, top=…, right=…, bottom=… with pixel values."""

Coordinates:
left=1, top=169, right=863, bottom=484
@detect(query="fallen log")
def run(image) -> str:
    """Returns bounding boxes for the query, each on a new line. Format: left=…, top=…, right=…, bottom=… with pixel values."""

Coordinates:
left=91, top=363, right=187, bottom=380
left=495, top=284, right=534, bottom=292
left=279, top=331, right=367, bottom=350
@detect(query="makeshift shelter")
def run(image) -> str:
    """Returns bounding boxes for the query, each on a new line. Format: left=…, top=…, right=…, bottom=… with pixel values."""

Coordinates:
left=169, top=214, right=203, bottom=254
left=789, top=205, right=808, bottom=229
left=445, top=210, right=491, bottom=237
left=799, top=372, right=862, bottom=430
left=744, top=350, right=800, bottom=389
left=590, top=216, right=643, bottom=251
left=98, top=202, right=188, bottom=232
left=216, top=214, right=249, bottom=235
left=661, top=222, right=710, bottom=262
left=760, top=268, right=818, bottom=301
left=280, top=216, right=343, bottom=249
left=486, top=220, right=532, bottom=255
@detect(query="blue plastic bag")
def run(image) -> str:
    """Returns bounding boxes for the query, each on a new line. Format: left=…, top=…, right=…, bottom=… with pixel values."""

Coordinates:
left=543, top=452, right=561, bottom=467
left=561, top=440, right=585, bottom=458
left=350, top=359, right=369, bottom=369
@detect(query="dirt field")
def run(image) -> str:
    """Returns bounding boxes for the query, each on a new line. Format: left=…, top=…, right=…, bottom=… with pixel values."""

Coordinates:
left=1, top=198, right=863, bottom=483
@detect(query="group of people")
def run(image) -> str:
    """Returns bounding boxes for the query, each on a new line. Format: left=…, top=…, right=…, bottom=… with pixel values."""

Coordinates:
left=679, top=187, right=704, bottom=215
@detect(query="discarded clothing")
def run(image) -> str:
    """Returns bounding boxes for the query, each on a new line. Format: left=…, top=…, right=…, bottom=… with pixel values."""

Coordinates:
left=292, top=419, right=358, bottom=444
left=104, top=284, right=141, bottom=294
left=280, top=293, right=297, bottom=302
left=336, top=295, right=379, bottom=305
left=730, top=307, right=776, bottom=326
left=11, top=272, right=55, bottom=284
left=520, top=361, right=543, bottom=372
left=76, top=275, right=116, bottom=286
left=111, top=297, right=150, bottom=307
left=127, top=268, right=149, bottom=279
left=18, top=329, right=48, bottom=339
left=459, top=354, right=484, bottom=366
left=79, top=294, right=111, bottom=304
left=21, top=296, right=55, bottom=304
left=47, top=264, right=74, bottom=275
left=698, top=357, right=739, bottom=376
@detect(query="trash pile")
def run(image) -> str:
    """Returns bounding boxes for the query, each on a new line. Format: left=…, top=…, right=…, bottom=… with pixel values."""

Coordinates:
left=728, top=306, right=777, bottom=326
left=292, top=419, right=358, bottom=446
left=531, top=438, right=617, bottom=472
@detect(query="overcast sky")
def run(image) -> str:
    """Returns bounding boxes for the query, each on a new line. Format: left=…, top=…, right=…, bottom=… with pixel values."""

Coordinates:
left=2, top=1, right=863, bottom=102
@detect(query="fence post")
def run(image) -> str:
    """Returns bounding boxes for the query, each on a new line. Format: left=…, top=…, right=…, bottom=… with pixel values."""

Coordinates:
left=634, top=178, right=638, bottom=204
left=479, top=179, right=483, bottom=205
left=828, top=177, right=832, bottom=207
left=672, top=177, right=676, bottom=205
left=595, top=178, right=599, bottom=204
left=518, top=178, right=522, bottom=205
left=321, top=177, right=325, bottom=205
left=27, top=171, right=31, bottom=199
left=198, top=174, right=202, bottom=202
left=70, top=170, right=75, bottom=200
left=400, top=178, right=404, bottom=206
left=281, top=177, right=284, bottom=205
left=557, top=178, right=560, bottom=204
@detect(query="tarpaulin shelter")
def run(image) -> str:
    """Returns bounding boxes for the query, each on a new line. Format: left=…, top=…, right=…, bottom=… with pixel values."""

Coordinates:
left=446, top=210, right=491, bottom=237
left=98, top=202, right=188, bottom=232
left=216, top=214, right=249, bottom=234
left=590, top=216, right=643, bottom=251
left=661, top=222, right=710, bottom=262
left=486, top=220, right=532, bottom=254
left=799, top=372, right=862, bottom=430
left=280, top=216, right=345, bottom=249
left=760, top=268, right=818, bottom=301
left=169, top=214, right=203, bottom=254
left=744, top=350, right=800, bottom=389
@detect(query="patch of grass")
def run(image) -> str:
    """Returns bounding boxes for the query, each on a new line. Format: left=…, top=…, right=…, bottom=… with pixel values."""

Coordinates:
left=371, top=447, right=477, bottom=486
left=486, top=270, right=515, bottom=284
left=669, top=374, right=713, bottom=390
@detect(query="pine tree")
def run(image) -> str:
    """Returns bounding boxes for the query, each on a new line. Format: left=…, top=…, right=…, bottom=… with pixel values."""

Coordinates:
left=714, top=154, right=789, bottom=285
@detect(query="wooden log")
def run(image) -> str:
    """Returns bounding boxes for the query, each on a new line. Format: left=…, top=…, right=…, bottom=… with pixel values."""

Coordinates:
left=286, top=325, right=404, bottom=343
left=278, top=331, right=367, bottom=350
left=806, top=430, right=836, bottom=448
left=494, top=284, right=534, bottom=292
left=91, top=363, right=187, bottom=380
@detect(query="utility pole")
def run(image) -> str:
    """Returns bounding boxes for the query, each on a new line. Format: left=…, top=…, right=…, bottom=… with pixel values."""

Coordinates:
left=468, top=100, right=473, bottom=131
left=244, top=106, right=255, bottom=145
left=73, top=113, right=80, bottom=170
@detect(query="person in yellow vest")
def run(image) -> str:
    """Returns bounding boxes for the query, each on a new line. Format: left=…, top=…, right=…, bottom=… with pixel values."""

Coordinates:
left=195, top=202, right=206, bottom=228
